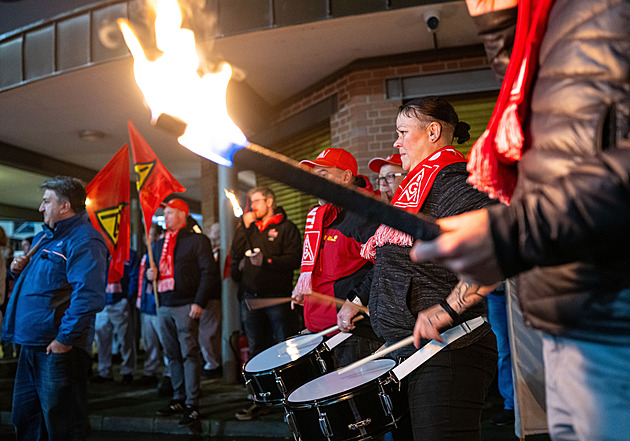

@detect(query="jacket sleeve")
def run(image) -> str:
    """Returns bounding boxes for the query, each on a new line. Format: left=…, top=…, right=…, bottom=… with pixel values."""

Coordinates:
left=261, top=222, right=302, bottom=272
left=193, top=235, right=219, bottom=308
left=472, top=6, right=517, bottom=83
left=125, top=249, right=140, bottom=302
left=56, top=236, right=108, bottom=347
left=489, top=147, right=630, bottom=277
left=230, top=224, right=248, bottom=282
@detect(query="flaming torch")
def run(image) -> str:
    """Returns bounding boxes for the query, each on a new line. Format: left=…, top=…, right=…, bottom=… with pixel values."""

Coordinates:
left=117, top=1, right=440, bottom=241
left=224, top=189, right=259, bottom=257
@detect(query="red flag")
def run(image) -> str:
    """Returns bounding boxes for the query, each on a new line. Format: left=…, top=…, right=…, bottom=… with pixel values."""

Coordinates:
left=128, top=120, right=186, bottom=233
left=86, top=145, right=130, bottom=283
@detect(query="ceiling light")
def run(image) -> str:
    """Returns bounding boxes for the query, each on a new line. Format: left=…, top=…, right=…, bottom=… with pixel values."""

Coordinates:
left=78, top=129, right=105, bottom=142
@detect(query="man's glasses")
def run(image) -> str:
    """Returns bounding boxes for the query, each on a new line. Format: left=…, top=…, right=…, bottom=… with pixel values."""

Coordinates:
left=374, top=173, right=407, bottom=186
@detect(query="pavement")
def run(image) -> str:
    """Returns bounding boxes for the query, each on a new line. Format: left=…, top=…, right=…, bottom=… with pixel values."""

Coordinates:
left=0, top=354, right=545, bottom=440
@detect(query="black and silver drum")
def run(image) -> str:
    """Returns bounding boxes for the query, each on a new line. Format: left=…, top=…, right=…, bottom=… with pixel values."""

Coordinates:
left=284, top=359, right=407, bottom=441
left=242, top=334, right=335, bottom=405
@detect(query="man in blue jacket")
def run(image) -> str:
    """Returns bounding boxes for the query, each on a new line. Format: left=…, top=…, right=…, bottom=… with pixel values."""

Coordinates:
left=2, top=176, right=108, bottom=441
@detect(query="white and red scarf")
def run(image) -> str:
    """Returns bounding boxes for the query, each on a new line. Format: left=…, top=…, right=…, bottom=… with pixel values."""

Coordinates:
left=467, top=0, right=554, bottom=204
left=158, top=229, right=180, bottom=293
left=362, top=147, right=466, bottom=259
left=293, top=204, right=340, bottom=295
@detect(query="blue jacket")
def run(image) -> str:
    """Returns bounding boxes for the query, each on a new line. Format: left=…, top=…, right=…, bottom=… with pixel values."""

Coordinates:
left=1, top=213, right=108, bottom=352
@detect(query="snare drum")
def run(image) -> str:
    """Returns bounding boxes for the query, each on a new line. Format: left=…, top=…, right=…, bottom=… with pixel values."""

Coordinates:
left=284, top=359, right=407, bottom=441
left=242, top=334, right=335, bottom=405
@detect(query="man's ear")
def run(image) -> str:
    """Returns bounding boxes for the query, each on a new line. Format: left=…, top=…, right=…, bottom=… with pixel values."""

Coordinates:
left=59, top=200, right=72, bottom=215
left=342, top=169, right=354, bottom=185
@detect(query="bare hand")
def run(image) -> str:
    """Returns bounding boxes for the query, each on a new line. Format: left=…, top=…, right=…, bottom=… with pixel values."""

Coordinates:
left=291, top=289, right=306, bottom=310
left=189, top=304, right=203, bottom=319
left=249, top=251, right=263, bottom=267
left=238, top=258, right=246, bottom=271
left=337, top=300, right=361, bottom=332
left=465, top=0, right=518, bottom=16
left=410, top=210, right=503, bottom=285
left=413, top=304, right=452, bottom=347
left=146, top=268, right=155, bottom=281
left=242, top=212, right=256, bottom=228
left=10, top=255, right=30, bottom=274
left=47, top=339, right=72, bottom=354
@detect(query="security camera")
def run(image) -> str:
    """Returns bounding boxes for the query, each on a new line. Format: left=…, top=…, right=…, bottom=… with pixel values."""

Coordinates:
left=424, top=11, right=440, bottom=32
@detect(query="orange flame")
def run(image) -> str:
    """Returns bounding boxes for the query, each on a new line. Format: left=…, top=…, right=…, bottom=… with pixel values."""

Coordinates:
left=224, top=189, right=243, bottom=218
left=117, top=0, right=247, bottom=166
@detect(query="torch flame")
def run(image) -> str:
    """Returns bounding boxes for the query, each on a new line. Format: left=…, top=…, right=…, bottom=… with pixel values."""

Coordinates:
left=117, top=0, right=247, bottom=166
left=224, top=189, right=243, bottom=218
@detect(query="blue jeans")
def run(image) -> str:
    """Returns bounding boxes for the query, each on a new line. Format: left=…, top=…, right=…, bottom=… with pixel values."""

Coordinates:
left=240, top=291, right=295, bottom=357
left=487, top=291, right=514, bottom=410
left=402, top=331, right=497, bottom=441
left=543, top=334, right=630, bottom=441
left=12, top=345, right=90, bottom=441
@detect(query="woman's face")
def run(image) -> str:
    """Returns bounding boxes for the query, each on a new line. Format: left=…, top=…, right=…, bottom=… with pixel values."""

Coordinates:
left=394, top=113, right=436, bottom=171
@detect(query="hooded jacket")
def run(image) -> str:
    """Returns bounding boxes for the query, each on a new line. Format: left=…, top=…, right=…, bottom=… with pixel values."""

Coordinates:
left=477, top=0, right=630, bottom=343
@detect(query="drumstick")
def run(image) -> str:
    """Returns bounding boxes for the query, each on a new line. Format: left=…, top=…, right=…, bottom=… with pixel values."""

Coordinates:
left=337, top=335, right=414, bottom=375
left=246, top=292, right=369, bottom=314
left=286, top=316, right=366, bottom=352
left=245, top=297, right=292, bottom=310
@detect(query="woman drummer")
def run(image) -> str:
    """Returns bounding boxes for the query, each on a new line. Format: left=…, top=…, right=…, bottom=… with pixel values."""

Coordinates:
left=338, top=96, right=498, bottom=440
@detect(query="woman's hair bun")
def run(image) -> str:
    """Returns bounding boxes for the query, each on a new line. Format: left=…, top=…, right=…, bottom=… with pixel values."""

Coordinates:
left=454, top=121, right=471, bottom=144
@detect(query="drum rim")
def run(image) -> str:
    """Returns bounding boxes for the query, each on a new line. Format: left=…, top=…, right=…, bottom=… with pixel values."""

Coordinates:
left=285, top=359, right=398, bottom=405
left=243, top=334, right=326, bottom=373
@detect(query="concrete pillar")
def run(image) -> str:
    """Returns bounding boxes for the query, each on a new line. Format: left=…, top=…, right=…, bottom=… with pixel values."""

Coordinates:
left=218, top=165, right=241, bottom=384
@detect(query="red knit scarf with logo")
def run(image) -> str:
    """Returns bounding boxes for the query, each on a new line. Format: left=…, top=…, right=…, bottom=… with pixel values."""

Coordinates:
left=158, top=229, right=180, bottom=293
left=294, top=204, right=340, bottom=295
left=467, top=0, right=554, bottom=204
left=362, top=147, right=466, bottom=259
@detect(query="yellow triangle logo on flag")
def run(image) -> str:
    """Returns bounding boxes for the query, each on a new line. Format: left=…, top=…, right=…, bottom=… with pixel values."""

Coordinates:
left=95, top=202, right=129, bottom=247
left=135, top=160, right=156, bottom=192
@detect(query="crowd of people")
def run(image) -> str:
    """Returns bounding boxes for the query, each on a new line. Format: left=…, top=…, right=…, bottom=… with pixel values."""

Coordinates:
left=1, top=0, right=628, bottom=440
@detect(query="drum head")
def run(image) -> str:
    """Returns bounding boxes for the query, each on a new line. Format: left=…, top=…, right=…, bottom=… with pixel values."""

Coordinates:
left=288, top=359, right=396, bottom=402
left=244, top=334, right=324, bottom=372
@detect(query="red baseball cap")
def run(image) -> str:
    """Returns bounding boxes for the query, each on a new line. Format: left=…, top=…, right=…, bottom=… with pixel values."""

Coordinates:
left=165, top=198, right=189, bottom=216
left=300, top=148, right=358, bottom=176
left=368, top=153, right=403, bottom=173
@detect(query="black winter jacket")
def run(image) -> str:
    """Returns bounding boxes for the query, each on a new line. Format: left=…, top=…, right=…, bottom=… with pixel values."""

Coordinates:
left=152, top=228, right=218, bottom=308
left=230, top=207, right=302, bottom=298
left=477, top=0, right=630, bottom=343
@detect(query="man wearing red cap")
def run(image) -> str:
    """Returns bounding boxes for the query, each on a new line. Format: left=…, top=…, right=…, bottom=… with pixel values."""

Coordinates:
left=368, top=153, right=407, bottom=203
left=147, top=198, right=218, bottom=426
left=292, top=148, right=383, bottom=367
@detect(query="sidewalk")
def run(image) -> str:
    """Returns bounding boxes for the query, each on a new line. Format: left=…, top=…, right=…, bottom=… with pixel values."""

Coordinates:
left=0, top=356, right=536, bottom=440
left=0, top=357, right=291, bottom=439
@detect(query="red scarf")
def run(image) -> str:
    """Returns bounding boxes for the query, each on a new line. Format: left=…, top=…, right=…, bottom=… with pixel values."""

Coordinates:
left=254, top=212, right=283, bottom=232
left=467, top=0, right=554, bottom=204
left=136, top=254, right=147, bottom=308
left=362, top=147, right=466, bottom=259
left=293, top=204, right=340, bottom=295
left=158, top=229, right=179, bottom=293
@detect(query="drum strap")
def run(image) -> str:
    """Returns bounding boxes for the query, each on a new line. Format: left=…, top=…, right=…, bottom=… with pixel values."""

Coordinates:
left=392, top=317, right=485, bottom=381
left=324, top=331, right=353, bottom=350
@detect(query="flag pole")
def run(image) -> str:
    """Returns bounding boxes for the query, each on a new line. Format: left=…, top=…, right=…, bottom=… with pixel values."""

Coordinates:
left=140, top=211, right=160, bottom=309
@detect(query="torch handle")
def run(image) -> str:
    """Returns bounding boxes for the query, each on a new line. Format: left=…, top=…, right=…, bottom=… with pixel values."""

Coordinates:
left=234, top=144, right=441, bottom=241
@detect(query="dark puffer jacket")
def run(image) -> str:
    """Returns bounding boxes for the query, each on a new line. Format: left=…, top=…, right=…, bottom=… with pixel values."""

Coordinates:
left=477, top=0, right=630, bottom=343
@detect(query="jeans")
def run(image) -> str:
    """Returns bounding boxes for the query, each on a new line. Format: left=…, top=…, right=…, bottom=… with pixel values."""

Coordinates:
left=487, top=291, right=514, bottom=410
left=543, top=334, right=630, bottom=441
left=240, top=291, right=295, bottom=357
left=158, top=304, right=201, bottom=407
left=402, top=331, right=497, bottom=441
left=12, top=345, right=90, bottom=441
